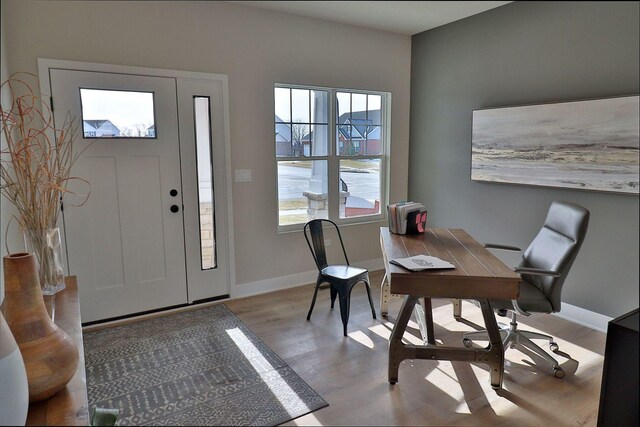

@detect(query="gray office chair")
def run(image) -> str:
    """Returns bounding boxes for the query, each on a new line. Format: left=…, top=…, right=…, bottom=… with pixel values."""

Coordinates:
left=463, top=201, right=590, bottom=378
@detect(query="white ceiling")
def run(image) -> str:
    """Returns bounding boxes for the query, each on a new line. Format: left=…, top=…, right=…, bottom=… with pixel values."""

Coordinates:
left=228, top=1, right=512, bottom=35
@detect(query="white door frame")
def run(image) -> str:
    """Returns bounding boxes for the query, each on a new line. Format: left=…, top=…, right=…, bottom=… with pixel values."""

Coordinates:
left=38, top=58, right=236, bottom=303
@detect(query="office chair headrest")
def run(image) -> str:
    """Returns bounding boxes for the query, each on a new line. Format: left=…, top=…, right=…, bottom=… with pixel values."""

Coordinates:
left=544, top=201, right=590, bottom=242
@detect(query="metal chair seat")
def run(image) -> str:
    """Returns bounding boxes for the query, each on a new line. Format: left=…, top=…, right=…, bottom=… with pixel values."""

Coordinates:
left=321, top=265, right=368, bottom=280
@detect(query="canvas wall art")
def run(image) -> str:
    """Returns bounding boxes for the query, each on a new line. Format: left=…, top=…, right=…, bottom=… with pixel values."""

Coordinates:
left=471, top=96, right=639, bottom=194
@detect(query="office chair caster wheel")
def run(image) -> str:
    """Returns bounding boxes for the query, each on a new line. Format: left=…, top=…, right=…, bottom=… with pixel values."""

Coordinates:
left=549, top=341, right=559, bottom=352
left=463, top=338, right=473, bottom=348
left=553, top=367, right=565, bottom=378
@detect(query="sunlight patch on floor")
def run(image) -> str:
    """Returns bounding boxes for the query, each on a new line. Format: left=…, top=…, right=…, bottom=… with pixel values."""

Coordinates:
left=368, top=323, right=392, bottom=340
left=226, top=327, right=310, bottom=417
left=292, top=412, right=323, bottom=426
left=348, top=330, right=375, bottom=348
left=368, top=321, right=425, bottom=345
left=425, top=366, right=464, bottom=402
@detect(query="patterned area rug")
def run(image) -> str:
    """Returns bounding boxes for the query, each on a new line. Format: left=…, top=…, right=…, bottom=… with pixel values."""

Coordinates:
left=83, top=304, right=328, bottom=426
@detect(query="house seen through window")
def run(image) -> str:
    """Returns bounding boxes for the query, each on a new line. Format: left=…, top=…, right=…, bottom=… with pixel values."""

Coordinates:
left=275, top=85, right=389, bottom=229
left=80, top=88, right=156, bottom=139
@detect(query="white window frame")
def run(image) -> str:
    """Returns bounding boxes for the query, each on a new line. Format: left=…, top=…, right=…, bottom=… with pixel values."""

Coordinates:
left=275, top=83, right=391, bottom=233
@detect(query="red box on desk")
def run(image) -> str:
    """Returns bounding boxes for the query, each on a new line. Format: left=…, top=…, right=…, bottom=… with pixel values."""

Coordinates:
left=406, top=210, right=428, bottom=234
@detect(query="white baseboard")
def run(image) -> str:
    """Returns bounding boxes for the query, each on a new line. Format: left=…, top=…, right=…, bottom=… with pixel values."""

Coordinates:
left=231, top=258, right=385, bottom=300
left=554, top=302, right=612, bottom=333
left=232, top=259, right=611, bottom=333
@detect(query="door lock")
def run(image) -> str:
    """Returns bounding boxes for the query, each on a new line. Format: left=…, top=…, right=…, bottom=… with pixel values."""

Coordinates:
left=170, top=205, right=180, bottom=213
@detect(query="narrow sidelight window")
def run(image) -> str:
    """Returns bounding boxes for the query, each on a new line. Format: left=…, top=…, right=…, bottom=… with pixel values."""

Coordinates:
left=194, top=96, right=216, bottom=270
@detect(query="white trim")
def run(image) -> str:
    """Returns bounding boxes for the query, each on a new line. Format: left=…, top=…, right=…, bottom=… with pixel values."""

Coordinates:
left=81, top=297, right=231, bottom=332
left=37, top=58, right=229, bottom=85
left=230, top=260, right=613, bottom=333
left=231, top=258, right=384, bottom=299
left=83, top=257, right=613, bottom=337
left=553, top=302, right=612, bottom=333
left=220, top=74, right=236, bottom=295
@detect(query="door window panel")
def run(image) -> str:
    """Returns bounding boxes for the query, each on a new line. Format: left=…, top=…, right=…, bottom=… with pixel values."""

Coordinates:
left=79, top=88, right=156, bottom=139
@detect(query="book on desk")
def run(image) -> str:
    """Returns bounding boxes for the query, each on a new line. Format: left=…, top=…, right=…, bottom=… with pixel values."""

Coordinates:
left=387, top=202, right=427, bottom=234
left=390, top=254, right=455, bottom=271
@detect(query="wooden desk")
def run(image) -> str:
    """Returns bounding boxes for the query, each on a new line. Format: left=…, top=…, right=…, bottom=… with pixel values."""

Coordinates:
left=380, top=227, right=521, bottom=389
left=26, top=276, right=89, bottom=426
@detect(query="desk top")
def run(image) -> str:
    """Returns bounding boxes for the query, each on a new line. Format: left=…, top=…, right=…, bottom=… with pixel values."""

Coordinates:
left=380, top=227, right=520, bottom=300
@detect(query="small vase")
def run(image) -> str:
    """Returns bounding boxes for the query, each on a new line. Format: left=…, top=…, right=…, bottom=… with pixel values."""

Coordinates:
left=24, top=227, right=66, bottom=295
left=0, top=311, right=29, bottom=425
left=3, top=252, right=79, bottom=403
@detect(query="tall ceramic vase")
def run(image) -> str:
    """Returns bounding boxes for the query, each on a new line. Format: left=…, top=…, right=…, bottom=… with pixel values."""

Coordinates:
left=2, top=252, right=79, bottom=402
left=0, top=311, right=29, bottom=425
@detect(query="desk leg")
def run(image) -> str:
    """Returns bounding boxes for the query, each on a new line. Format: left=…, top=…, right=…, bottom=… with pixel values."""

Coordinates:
left=380, top=272, right=389, bottom=316
left=415, top=298, right=436, bottom=345
left=452, top=298, right=462, bottom=321
left=388, top=295, right=418, bottom=384
left=477, top=298, right=504, bottom=389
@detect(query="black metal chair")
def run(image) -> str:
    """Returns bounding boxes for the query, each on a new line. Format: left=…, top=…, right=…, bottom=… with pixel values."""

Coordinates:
left=304, top=219, right=376, bottom=336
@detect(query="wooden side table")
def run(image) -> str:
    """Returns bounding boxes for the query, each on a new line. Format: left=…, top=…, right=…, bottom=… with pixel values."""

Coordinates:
left=26, top=276, right=89, bottom=426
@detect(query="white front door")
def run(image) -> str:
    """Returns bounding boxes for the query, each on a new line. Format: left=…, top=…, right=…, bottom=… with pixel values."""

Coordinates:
left=49, top=69, right=188, bottom=323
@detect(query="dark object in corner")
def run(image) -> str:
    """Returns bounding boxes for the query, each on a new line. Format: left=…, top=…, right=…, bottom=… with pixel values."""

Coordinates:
left=91, top=407, right=119, bottom=426
left=597, top=308, right=639, bottom=427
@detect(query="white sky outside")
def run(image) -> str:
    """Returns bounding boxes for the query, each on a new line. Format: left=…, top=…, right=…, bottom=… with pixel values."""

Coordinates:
left=195, top=97, right=214, bottom=204
left=274, top=88, right=381, bottom=122
left=80, top=88, right=155, bottom=132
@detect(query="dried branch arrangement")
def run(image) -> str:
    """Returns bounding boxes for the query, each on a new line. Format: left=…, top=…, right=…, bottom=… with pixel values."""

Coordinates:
left=1, top=72, right=90, bottom=290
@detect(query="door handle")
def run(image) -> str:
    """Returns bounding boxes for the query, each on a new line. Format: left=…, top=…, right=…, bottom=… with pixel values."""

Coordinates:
left=170, top=205, right=180, bottom=213
left=170, top=189, right=178, bottom=197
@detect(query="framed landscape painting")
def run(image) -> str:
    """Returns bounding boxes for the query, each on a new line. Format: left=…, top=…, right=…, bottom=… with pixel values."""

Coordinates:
left=471, top=96, right=639, bottom=195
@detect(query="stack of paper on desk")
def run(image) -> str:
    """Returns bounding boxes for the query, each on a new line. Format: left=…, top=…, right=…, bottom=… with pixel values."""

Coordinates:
left=387, top=201, right=425, bottom=234
left=390, top=255, right=455, bottom=271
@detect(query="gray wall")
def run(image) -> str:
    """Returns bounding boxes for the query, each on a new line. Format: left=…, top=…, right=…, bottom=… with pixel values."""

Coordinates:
left=409, top=1, right=639, bottom=318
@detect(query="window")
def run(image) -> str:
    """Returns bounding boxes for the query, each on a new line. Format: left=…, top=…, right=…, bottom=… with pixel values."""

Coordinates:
left=194, top=96, right=216, bottom=270
left=79, top=88, right=156, bottom=139
left=275, top=85, right=389, bottom=230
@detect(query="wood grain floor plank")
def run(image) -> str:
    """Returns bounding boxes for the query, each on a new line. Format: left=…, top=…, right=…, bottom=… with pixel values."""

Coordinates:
left=225, top=269, right=606, bottom=427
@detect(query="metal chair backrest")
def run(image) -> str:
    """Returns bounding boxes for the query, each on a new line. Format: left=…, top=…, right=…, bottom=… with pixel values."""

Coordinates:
left=303, top=219, right=350, bottom=271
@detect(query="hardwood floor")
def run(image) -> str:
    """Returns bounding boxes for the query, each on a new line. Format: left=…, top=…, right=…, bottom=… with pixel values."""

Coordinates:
left=225, top=269, right=606, bottom=427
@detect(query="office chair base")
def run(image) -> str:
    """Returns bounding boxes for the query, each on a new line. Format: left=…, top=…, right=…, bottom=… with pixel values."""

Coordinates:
left=463, top=313, right=565, bottom=378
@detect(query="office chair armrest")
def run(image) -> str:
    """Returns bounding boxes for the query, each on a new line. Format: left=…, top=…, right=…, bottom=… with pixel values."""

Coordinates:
left=511, top=300, right=532, bottom=317
left=514, top=267, right=561, bottom=277
left=509, top=268, right=561, bottom=317
left=484, top=243, right=521, bottom=252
